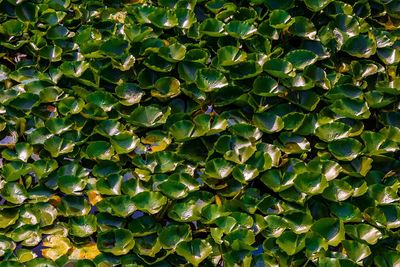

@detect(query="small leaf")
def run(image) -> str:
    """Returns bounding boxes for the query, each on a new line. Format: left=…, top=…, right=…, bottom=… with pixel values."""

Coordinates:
left=176, top=239, right=212, bottom=266
left=42, top=235, right=71, bottom=261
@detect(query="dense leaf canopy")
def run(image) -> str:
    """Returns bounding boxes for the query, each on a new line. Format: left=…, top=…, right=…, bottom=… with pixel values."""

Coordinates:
left=0, top=0, right=400, bottom=266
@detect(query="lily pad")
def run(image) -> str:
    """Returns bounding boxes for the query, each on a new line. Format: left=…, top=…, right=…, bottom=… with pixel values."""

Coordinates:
left=328, top=138, right=363, bottom=161
left=195, top=68, right=228, bottom=92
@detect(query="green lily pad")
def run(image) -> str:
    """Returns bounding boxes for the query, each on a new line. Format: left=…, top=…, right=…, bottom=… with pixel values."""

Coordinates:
left=276, top=231, right=305, bottom=256
left=86, top=91, right=118, bottom=112
left=294, top=172, right=328, bottom=195
left=217, top=46, right=247, bottom=66
left=225, top=21, right=257, bottom=39
left=342, top=240, right=371, bottom=263
left=263, top=58, right=294, bottom=78
left=342, top=35, right=376, bottom=58
left=315, top=122, right=352, bottom=142
left=152, top=77, right=181, bottom=100
left=311, top=218, right=345, bottom=246
left=330, top=98, right=371, bottom=120
left=69, top=215, right=97, bottom=237
left=205, top=158, right=234, bottom=179
left=132, top=191, right=167, bottom=214
left=195, top=68, right=228, bottom=92
left=322, top=179, right=354, bottom=201
left=252, top=75, right=286, bottom=96
left=1, top=182, right=28, bottom=204
left=288, top=16, right=317, bottom=39
left=159, top=224, right=192, bottom=249
left=148, top=8, right=178, bottom=29
left=269, top=10, right=292, bottom=29
left=128, top=105, right=171, bottom=127
left=228, top=61, right=262, bottom=80
left=328, top=138, right=363, bottom=161
left=85, top=141, right=114, bottom=160
left=200, top=18, right=225, bottom=37
left=159, top=43, right=187, bottom=62
left=304, top=0, right=333, bottom=11
left=115, top=83, right=144, bottom=106
left=176, top=239, right=212, bottom=266
left=97, top=229, right=135, bottom=256
left=144, top=54, right=174, bottom=72
left=184, top=49, right=210, bottom=64
left=0, top=209, right=19, bottom=229
left=284, top=50, right=318, bottom=70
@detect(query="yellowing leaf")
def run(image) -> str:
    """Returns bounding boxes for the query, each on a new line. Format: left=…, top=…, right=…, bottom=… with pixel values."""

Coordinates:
left=141, top=134, right=171, bottom=153
left=42, top=235, right=71, bottom=261
left=70, top=243, right=101, bottom=260
left=49, top=195, right=61, bottom=207
left=88, top=190, right=103, bottom=205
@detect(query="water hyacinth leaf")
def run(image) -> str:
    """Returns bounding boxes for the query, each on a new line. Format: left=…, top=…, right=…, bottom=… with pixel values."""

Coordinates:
left=322, top=179, right=353, bottom=202
left=42, top=235, right=71, bottom=261
left=345, top=224, right=382, bottom=245
left=326, top=84, right=362, bottom=100
left=58, top=195, right=91, bottom=217
left=0, top=19, right=24, bottom=36
left=7, top=93, right=39, bottom=111
left=185, top=49, right=209, bottom=64
left=97, top=196, right=136, bottom=217
left=111, top=132, right=140, bottom=154
left=2, top=161, right=30, bottom=182
left=86, top=91, right=118, bottom=112
left=59, top=61, right=90, bottom=78
left=176, top=8, right=196, bottom=29
left=100, top=38, right=129, bottom=57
